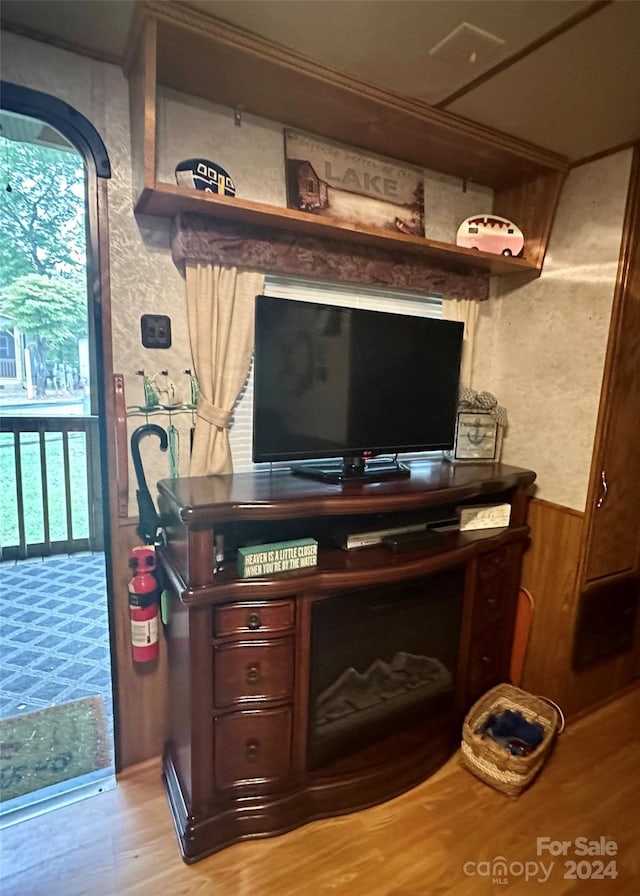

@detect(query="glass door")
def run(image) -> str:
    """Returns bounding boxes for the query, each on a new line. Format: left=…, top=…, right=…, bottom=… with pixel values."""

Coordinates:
left=0, top=109, right=115, bottom=823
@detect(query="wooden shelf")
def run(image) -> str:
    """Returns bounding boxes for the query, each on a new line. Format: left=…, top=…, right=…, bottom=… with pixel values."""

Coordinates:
left=127, top=2, right=569, bottom=275
left=156, top=459, right=537, bottom=595
left=136, top=183, right=540, bottom=276
left=157, top=459, right=536, bottom=529
left=160, top=523, right=529, bottom=608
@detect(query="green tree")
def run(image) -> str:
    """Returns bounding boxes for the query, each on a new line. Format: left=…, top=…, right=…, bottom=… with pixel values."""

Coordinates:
left=0, top=274, right=87, bottom=396
left=0, top=136, right=86, bottom=288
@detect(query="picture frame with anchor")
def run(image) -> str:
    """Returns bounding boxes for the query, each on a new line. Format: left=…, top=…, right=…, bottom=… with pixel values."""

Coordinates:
left=451, top=410, right=500, bottom=462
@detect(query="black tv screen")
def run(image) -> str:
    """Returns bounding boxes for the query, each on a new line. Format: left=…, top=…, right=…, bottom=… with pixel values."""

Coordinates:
left=253, top=295, right=463, bottom=481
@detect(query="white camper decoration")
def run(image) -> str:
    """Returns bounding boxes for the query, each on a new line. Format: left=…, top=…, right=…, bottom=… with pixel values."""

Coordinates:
left=456, top=214, right=524, bottom=257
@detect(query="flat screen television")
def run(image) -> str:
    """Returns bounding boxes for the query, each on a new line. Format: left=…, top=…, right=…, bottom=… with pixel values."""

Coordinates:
left=253, top=294, right=464, bottom=482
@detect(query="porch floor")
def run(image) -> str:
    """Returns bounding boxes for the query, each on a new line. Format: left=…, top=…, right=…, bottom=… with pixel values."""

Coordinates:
left=0, top=552, right=113, bottom=724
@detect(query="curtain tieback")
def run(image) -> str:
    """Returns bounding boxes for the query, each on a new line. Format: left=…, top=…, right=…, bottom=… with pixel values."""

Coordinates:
left=198, top=398, right=232, bottom=429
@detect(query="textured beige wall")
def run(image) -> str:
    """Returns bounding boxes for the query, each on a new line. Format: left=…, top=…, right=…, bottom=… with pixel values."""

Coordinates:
left=157, top=88, right=287, bottom=207
left=472, top=150, right=632, bottom=510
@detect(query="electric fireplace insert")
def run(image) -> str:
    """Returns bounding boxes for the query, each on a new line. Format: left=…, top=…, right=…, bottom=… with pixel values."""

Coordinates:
left=308, top=567, right=465, bottom=768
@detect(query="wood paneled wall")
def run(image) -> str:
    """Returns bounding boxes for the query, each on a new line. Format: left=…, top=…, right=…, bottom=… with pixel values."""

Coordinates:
left=109, top=522, right=168, bottom=767
left=520, top=498, right=584, bottom=707
left=521, top=496, right=639, bottom=718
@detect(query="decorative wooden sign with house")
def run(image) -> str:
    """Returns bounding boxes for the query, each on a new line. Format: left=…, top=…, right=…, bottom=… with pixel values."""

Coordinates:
left=284, top=130, right=424, bottom=236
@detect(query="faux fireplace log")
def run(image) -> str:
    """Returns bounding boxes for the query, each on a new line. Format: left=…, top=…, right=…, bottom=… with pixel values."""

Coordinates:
left=157, top=459, right=535, bottom=862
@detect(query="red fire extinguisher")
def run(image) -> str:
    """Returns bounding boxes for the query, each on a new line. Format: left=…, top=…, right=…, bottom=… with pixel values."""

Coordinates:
left=128, top=545, right=160, bottom=663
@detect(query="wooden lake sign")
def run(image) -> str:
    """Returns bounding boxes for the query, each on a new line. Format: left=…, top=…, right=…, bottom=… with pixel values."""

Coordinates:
left=284, top=130, right=424, bottom=236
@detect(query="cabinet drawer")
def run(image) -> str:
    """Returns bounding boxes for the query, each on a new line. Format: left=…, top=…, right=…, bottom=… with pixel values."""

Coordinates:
left=214, top=707, right=292, bottom=789
left=472, top=549, right=510, bottom=636
left=472, top=583, right=507, bottom=637
left=214, top=600, right=295, bottom=638
left=476, top=547, right=508, bottom=586
left=214, top=638, right=294, bottom=707
left=467, top=628, right=507, bottom=702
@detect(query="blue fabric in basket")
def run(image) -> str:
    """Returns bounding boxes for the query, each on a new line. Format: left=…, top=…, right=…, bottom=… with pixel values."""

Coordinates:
left=480, top=709, right=544, bottom=755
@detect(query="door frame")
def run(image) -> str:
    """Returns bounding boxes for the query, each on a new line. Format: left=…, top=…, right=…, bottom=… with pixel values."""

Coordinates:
left=1, top=81, right=121, bottom=767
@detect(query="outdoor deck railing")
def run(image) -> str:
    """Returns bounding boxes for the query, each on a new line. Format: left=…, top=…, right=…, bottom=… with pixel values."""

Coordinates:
left=0, top=415, right=103, bottom=560
left=0, top=359, right=18, bottom=378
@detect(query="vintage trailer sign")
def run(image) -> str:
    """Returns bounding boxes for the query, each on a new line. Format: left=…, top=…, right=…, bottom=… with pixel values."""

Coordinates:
left=175, top=158, right=236, bottom=196
left=456, top=214, right=524, bottom=256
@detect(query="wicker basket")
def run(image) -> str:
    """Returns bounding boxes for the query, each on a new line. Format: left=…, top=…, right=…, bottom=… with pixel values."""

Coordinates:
left=460, top=683, right=564, bottom=797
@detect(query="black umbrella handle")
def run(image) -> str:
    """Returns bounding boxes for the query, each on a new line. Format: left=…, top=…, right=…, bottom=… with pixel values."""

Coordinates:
left=130, top=424, right=168, bottom=544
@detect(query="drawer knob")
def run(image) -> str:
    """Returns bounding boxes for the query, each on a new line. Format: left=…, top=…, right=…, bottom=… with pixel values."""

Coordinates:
left=246, top=739, right=260, bottom=762
left=246, top=665, right=261, bottom=684
left=247, top=612, right=261, bottom=630
left=481, top=654, right=491, bottom=665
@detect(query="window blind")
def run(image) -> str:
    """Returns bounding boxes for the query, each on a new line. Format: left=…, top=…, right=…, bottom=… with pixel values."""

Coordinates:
left=229, top=276, right=443, bottom=472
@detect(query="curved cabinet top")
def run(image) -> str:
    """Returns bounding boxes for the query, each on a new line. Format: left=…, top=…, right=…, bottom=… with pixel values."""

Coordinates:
left=157, top=460, right=536, bottom=527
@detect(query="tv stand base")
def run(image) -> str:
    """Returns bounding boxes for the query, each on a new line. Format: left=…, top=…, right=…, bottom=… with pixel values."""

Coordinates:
left=163, top=722, right=458, bottom=863
left=291, top=457, right=411, bottom=483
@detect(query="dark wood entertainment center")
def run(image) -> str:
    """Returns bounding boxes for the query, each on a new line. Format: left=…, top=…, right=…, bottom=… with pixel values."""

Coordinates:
left=157, top=459, right=535, bottom=862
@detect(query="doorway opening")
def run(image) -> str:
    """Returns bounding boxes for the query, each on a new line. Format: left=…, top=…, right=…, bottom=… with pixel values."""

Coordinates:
left=0, top=98, right=115, bottom=825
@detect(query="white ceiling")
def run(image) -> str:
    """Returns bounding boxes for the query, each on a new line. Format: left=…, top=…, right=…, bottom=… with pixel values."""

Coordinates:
left=1, top=0, right=639, bottom=162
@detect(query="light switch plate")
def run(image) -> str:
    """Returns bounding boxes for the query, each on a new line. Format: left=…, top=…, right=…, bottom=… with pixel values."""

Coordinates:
left=141, top=314, right=171, bottom=348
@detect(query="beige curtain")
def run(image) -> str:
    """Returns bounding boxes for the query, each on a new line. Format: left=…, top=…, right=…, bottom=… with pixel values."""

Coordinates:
left=442, top=296, right=479, bottom=389
left=185, top=263, right=264, bottom=475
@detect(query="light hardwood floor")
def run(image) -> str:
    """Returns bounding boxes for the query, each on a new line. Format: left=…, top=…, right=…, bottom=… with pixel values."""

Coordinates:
left=1, top=686, right=639, bottom=895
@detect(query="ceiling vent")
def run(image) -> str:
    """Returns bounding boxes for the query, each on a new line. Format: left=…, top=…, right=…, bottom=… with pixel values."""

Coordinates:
left=429, top=22, right=505, bottom=68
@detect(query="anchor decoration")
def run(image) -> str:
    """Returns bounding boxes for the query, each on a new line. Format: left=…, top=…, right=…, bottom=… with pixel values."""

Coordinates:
left=466, top=416, right=490, bottom=446
left=450, top=389, right=508, bottom=463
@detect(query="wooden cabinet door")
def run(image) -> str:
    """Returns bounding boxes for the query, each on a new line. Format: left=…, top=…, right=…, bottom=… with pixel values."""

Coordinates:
left=584, top=150, right=640, bottom=583
left=585, top=415, right=640, bottom=582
